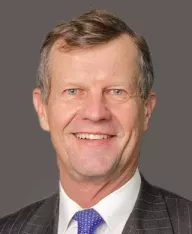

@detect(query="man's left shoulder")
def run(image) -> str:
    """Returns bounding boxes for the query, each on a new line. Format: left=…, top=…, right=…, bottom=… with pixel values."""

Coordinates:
left=154, top=183, right=192, bottom=203
left=153, top=184, right=192, bottom=222
left=135, top=176, right=192, bottom=233
left=142, top=174, right=192, bottom=206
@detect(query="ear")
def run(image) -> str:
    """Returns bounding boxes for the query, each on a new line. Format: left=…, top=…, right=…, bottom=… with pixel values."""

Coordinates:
left=143, top=91, right=156, bottom=131
left=33, top=88, right=50, bottom=131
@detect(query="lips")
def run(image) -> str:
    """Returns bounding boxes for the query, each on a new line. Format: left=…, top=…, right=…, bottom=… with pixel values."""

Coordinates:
left=74, top=133, right=112, bottom=140
left=72, top=132, right=115, bottom=146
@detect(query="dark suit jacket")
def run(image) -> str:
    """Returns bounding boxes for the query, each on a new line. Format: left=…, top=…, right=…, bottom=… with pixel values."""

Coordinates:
left=0, top=173, right=192, bottom=233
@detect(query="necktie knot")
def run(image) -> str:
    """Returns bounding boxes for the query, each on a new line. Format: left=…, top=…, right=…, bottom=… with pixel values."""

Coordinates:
left=73, top=208, right=105, bottom=234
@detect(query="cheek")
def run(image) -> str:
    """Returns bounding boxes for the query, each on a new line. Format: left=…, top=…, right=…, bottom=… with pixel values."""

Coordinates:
left=47, top=102, right=79, bottom=131
left=115, top=104, right=143, bottom=133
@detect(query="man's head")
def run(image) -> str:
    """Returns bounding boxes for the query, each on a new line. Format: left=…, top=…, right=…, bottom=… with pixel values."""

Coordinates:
left=33, top=9, right=156, bottom=183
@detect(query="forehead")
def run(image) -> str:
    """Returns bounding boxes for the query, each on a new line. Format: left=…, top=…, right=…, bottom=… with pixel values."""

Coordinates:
left=49, top=34, right=139, bottom=84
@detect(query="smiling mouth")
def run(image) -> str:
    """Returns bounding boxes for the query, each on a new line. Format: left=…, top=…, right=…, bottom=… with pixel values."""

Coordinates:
left=73, top=133, right=114, bottom=140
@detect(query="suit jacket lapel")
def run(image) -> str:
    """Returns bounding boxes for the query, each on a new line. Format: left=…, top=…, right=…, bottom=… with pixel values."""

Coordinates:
left=45, top=197, right=59, bottom=234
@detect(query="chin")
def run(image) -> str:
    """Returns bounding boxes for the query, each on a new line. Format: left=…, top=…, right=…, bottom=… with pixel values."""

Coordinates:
left=73, top=163, right=114, bottom=179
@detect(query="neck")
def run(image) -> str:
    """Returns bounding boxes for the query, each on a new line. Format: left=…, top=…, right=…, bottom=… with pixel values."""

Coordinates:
left=59, top=159, right=138, bottom=208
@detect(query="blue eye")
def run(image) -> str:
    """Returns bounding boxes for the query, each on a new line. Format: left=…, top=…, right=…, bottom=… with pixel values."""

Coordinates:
left=63, top=88, right=87, bottom=99
left=105, top=88, right=128, bottom=101
left=113, top=89, right=123, bottom=95
left=66, top=89, right=78, bottom=95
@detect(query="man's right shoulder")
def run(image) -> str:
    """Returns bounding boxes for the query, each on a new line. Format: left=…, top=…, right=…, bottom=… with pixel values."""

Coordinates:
left=0, top=197, right=47, bottom=233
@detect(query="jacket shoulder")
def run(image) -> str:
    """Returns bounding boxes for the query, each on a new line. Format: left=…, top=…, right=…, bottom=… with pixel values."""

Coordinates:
left=152, top=184, right=192, bottom=232
left=153, top=183, right=192, bottom=202
left=0, top=198, right=46, bottom=233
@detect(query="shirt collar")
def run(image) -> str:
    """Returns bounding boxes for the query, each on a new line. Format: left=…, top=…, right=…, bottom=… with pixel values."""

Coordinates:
left=58, top=183, right=82, bottom=233
left=93, top=168, right=141, bottom=232
left=58, top=168, right=141, bottom=233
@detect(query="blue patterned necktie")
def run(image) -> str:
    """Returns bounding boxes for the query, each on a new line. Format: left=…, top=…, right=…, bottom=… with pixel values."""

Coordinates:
left=73, top=208, right=105, bottom=234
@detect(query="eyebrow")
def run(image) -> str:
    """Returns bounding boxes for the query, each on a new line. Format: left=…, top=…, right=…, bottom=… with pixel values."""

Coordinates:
left=61, top=82, right=88, bottom=87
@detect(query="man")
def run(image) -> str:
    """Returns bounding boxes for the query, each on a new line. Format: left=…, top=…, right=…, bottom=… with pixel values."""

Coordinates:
left=0, top=8, right=191, bottom=234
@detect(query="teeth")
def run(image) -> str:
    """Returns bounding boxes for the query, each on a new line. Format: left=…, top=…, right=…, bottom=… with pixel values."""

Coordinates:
left=75, top=133, right=110, bottom=140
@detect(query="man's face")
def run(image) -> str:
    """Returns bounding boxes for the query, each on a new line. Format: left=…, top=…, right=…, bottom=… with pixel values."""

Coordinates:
left=33, top=35, right=156, bottom=181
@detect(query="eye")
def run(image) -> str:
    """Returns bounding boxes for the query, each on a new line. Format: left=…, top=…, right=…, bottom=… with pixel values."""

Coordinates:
left=63, top=88, right=87, bottom=99
left=108, top=89, right=127, bottom=96
left=66, top=89, right=78, bottom=95
left=112, top=89, right=124, bottom=95
left=106, top=89, right=128, bottom=101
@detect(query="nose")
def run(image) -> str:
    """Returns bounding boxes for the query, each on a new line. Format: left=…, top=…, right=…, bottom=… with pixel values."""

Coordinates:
left=79, top=91, right=112, bottom=122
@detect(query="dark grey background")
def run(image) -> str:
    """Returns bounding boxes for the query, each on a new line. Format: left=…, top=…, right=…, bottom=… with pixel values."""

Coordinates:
left=0, top=1, right=192, bottom=217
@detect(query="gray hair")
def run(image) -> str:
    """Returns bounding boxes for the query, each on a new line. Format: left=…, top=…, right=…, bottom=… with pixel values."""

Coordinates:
left=36, top=8, right=154, bottom=103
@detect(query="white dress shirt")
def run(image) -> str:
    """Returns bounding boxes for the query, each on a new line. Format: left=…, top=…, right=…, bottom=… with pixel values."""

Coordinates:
left=58, top=168, right=141, bottom=234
